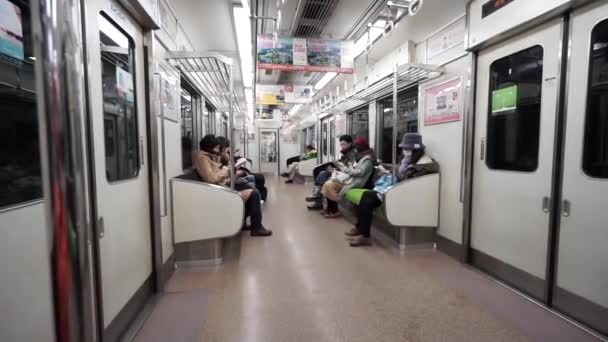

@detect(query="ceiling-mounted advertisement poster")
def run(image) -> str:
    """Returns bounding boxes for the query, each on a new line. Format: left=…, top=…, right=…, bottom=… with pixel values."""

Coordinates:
left=424, top=78, right=462, bottom=126
left=257, top=35, right=354, bottom=74
left=256, top=85, right=285, bottom=105
left=285, top=85, right=313, bottom=103
left=256, top=84, right=314, bottom=105
left=0, top=0, right=24, bottom=61
left=255, top=107, right=274, bottom=120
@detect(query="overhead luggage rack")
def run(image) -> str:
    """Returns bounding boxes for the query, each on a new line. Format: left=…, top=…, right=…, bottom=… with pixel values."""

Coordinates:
left=165, top=51, right=241, bottom=114
left=165, top=51, right=239, bottom=189
left=326, top=63, right=444, bottom=114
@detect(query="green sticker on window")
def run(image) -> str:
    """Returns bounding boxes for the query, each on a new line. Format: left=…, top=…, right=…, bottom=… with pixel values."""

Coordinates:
left=492, top=85, right=518, bottom=114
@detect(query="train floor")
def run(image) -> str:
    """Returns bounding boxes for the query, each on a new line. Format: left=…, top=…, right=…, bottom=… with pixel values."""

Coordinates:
left=133, top=176, right=603, bottom=342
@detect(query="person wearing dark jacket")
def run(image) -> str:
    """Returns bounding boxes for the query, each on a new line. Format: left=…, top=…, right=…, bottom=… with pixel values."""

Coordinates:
left=347, top=133, right=438, bottom=246
left=306, top=135, right=356, bottom=210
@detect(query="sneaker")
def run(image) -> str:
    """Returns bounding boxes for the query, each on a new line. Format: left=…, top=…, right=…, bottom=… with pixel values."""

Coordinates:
left=305, top=196, right=321, bottom=202
left=280, top=173, right=289, bottom=178
left=250, top=228, right=273, bottom=237
left=307, top=202, right=323, bottom=210
left=285, top=180, right=294, bottom=184
left=344, top=227, right=362, bottom=237
left=349, top=236, right=372, bottom=247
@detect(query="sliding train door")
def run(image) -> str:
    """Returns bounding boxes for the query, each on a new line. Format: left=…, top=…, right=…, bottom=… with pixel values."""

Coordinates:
left=470, top=19, right=563, bottom=300
left=554, top=2, right=608, bottom=335
left=84, top=0, right=152, bottom=329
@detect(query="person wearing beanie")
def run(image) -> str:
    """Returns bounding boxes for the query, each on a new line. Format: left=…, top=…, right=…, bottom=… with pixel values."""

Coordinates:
left=320, top=136, right=377, bottom=218
left=347, top=133, right=438, bottom=246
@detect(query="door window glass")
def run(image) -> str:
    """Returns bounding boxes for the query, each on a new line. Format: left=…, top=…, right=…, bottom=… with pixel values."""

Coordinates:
left=181, top=87, right=193, bottom=169
left=99, top=13, right=139, bottom=181
left=0, top=0, right=42, bottom=208
left=583, top=20, right=608, bottom=178
left=261, top=131, right=277, bottom=162
left=348, top=106, right=369, bottom=140
left=377, top=87, right=418, bottom=163
left=486, top=45, right=543, bottom=172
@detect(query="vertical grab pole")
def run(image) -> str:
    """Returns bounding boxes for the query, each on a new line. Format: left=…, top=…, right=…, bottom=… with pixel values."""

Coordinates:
left=32, top=0, right=98, bottom=340
left=229, top=63, right=236, bottom=190
left=392, top=63, right=398, bottom=181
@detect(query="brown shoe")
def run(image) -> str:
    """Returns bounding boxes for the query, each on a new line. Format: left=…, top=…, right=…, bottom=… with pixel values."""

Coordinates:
left=349, top=236, right=372, bottom=247
left=344, top=227, right=362, bottom=237
left=323, top=211, right=342, bottom=218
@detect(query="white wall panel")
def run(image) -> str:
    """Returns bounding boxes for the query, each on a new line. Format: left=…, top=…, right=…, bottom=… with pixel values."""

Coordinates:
left=0, top=204, right=55, bottom=341
left=418, top=55, right=470, bottom=244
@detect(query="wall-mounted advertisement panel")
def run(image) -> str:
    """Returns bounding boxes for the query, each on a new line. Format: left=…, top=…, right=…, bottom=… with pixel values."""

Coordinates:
left=424, top=78, right=462, bottom=126
left=257, top=35, right=354, bottom=74
left=256, top=84, right=314, bottom=105
left=159, top=70, right=180, bottom=122
left=0, top=0, right=24, bottom=61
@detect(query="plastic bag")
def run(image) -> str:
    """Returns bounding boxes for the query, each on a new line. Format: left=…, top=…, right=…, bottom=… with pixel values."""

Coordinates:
left=373, top=174, right=395, bottom=194
left=330, top=170, right=351, bottom=184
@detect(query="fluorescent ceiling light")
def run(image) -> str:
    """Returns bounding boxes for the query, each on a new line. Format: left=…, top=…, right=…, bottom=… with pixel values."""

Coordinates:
left=314, top=72, right=337, bottom=90
left=384, top=107, right=392, bottom=113
left=353, top=19, right=386, bottom=57
left=99, top=15, right=129, bottom=48
left=234, top=6, right=253, bottom=89
left=289, top=104, right=303, bottom=116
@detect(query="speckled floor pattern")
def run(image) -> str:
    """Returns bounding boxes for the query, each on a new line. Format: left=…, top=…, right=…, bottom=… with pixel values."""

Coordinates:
left=159, top=176, right=603, bottom=342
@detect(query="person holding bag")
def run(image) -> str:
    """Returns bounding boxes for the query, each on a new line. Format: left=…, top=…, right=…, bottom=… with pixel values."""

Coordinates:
left=320, top=137, right=376, bottom=218
left=347, top=133, right=438, bottom=246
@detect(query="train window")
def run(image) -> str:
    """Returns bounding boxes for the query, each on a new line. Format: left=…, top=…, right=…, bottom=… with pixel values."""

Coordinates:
left=377, top=86, right=418, bottom=163
left=0, top=0, right=43, bottom=209
left=583, top=20, right=608, bottom=178
left=486, top=45, right=543, bottom=172
left=322, top=121, right=328, bottom=155
left=99, top=13, right=139, bottom=181
left=206, top=102, right=215, bottom=134
left=348, top=106, right=369, bottom=140
left=329, top=120, right=335, bottom=157
left=181, top=87, right=193, bottom=169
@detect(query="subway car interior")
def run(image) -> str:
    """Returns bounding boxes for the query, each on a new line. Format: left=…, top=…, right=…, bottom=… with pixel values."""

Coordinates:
left=2, top=0, right=608, bottom=341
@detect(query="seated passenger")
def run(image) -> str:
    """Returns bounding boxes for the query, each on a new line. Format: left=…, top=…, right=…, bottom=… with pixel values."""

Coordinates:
left=234, top=147, right=268, bottom=202
left=285, top=145, right=317, bottom=184
left=217, top=137, right=267, bottom=201
left=347, top=133, right=438, bottom=247
left=320, top=137, right=376, bottom=218
left=195, top=135, right=272, bottom=237
left=306, top=135, right=356, bottom=209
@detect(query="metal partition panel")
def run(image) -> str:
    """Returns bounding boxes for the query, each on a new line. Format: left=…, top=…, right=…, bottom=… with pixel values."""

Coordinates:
left=32, top=0, right=97, bottom=340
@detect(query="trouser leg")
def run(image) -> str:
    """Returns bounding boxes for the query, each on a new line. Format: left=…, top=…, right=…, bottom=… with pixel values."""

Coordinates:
left=357, top=191, right=382, bottom=237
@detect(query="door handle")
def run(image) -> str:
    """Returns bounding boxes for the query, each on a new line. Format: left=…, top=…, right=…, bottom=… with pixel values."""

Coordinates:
left=480, top=138, right=486, bottom=161
left=97, top=217, right=105, bottom=239
left=542, top=196, right=551, bottom=213
left=562, top=200, right=571, bottom=217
